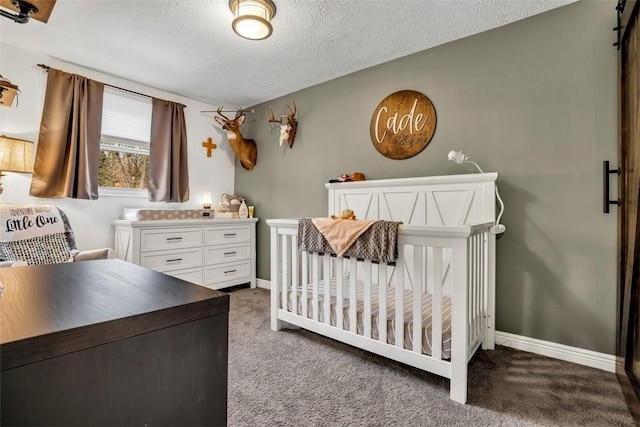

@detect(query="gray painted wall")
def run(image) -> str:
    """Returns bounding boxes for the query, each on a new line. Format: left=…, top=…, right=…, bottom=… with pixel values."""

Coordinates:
left=235, top=0, right=618, bottom=354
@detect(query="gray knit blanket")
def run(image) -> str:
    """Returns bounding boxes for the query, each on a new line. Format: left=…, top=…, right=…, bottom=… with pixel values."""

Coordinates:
left=297, top=218, right=401, bottom=263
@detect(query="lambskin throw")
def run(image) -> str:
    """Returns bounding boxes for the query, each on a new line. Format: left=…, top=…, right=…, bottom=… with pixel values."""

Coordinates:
left=297, top=218, right=401, bottom=263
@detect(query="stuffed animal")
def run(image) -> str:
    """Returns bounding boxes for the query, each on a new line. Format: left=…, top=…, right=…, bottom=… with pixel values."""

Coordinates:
left=330, top=209, right=356, bottom=220
left=328, top=172, right=365, bottom=183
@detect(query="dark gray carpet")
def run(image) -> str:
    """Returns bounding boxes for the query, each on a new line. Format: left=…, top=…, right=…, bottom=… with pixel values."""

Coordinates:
left=227, top=288, right=633, bottom=426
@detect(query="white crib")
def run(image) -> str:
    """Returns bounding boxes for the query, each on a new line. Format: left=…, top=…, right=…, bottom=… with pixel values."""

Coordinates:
left=267, top=173, right=498, bottom=403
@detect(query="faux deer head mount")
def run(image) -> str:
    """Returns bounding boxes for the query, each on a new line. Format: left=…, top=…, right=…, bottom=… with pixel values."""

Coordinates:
left=214, top=107, right=258, bottom=171
left=267, top=101, right=298, bottom=148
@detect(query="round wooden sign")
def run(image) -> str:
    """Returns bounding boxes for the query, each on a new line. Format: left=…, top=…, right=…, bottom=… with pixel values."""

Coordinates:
left=369, top=90, right=437, bottom=160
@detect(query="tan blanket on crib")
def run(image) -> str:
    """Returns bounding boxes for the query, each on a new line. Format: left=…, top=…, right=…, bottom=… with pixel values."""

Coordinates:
left=311, top=218, right=376, bottom=257
left=297, top=218, right=401, bottom=263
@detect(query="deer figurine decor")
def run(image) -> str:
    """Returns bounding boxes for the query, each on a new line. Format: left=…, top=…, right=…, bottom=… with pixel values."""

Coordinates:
left=267, top=101, right=298, bottom=148
left=214, top=107, right=258, bottom=171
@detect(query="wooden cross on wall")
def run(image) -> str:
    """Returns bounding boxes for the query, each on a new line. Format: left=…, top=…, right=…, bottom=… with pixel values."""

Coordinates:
left=202, top=137, right=217, bottom=157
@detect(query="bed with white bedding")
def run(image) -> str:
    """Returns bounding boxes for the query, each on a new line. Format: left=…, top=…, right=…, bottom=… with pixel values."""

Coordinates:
left=267, top=173, right=498, bottom=403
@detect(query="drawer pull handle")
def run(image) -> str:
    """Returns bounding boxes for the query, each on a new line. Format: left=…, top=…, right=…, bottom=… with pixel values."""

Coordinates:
left=166, top=237, right=183, bottom=241
left=166, top=258, right=183, bottom=263
left=224, top=269, right=237, bottom=274
left=224, top=251, right=237, bottom=256
left=224, top=233, right=237, bottom=237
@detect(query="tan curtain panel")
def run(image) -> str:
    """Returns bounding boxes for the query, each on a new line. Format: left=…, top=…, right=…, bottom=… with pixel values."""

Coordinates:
left=29, top=69, right=104, bottom=199
left=148, top=99, right=190, bottom=202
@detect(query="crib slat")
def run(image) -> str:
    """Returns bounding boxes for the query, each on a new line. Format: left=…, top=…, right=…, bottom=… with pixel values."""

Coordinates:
left=363, top=259, right=372, bottom=339
left=475, top=235, right=482, bottom=343
left=349, top=257, right=357, bottom=334
left=379, top=263, right=388, bottom=344
left=487, top=231, right=496, bottom=350
left=479, top=234, right=486, bottom=341
left=312, top=253, right=320, bottom=322
left=302, top=252, right=308, bottom=318
left=395, top=261, right=404, bottom=349
left=431, top=247, right=443, bottom=360
left=425, top=247, right=434, bottom=294
left=336, top=257, right=344, bottom=330
left=323, top=255, right=331, bottom=325
left=291, top=236, right=299, bottom=316
left=468, top=237, right=474, bottom=345
left=281, top=234, right=290, bottom=315
left=412, top=246, right=423, bottom=354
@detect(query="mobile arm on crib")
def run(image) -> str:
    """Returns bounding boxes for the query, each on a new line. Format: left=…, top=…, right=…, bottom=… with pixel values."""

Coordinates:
left=448, top=150, right=506, bottom=235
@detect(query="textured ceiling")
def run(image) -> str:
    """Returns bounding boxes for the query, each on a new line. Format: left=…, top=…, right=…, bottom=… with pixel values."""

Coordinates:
left=0, top=0, right=576, bottom=108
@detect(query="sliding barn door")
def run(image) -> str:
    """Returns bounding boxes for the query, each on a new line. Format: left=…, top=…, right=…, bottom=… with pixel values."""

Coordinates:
left=617, top=0, right=640, bottom=421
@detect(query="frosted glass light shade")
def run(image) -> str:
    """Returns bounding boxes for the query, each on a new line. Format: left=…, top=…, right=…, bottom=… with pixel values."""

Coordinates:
left=229, top=0, right=276, bottom=41
left=202, top=192, right=212, bottom=209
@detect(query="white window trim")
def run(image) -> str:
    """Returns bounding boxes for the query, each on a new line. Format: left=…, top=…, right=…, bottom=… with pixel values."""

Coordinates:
left=101, top=144, right=150, bottom=155
left=99, top=187, right=148, bottom=198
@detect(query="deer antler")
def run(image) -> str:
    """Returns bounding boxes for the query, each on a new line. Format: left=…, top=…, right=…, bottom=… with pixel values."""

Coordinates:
left=284, top=100, right=297, bottom=119
left=267, top=106, right=284, bottom=124
left=216, top=106, right=231, bottom=121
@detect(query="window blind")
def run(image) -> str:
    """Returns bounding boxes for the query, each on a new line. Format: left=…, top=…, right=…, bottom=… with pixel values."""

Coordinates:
left=101, top=87, right=152, bottom=145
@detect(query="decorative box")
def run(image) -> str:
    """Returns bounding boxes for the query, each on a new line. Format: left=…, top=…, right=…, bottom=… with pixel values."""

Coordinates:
left=122, top=209, right=213, bottom=221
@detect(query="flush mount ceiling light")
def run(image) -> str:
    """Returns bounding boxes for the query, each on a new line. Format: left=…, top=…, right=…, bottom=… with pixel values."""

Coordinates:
left=229, top=0, right=276, bottom=41
left=0, top=0, right=56, bottom=24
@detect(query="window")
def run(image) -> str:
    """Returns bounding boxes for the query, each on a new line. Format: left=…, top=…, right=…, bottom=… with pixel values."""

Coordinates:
left=99, top=87, right=152, bottom=190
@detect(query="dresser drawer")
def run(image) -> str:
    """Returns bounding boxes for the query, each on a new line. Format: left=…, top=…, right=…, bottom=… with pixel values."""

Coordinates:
left=204, top=260, right=251, bottom=285
left=163, top=267, right=203, bottom=286
left=140, top=228, right=202, bottom=252
left=204, top=242, right=251, bottom=265
left=205, top=225, right=250, bottom=245
left=141, top=247, right=203, bottom=273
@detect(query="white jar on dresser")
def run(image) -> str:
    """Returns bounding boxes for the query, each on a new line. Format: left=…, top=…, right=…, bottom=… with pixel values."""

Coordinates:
left=113, top=218, right=258, bottom=290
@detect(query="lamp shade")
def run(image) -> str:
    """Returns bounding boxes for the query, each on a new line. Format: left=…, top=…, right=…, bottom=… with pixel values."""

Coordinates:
left=0, top=135, right=33, bottom=173
left=229, top=0, right=276, bottom=40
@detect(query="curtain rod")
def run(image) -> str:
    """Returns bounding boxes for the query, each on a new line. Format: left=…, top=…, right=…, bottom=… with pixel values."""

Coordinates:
left=37, top=64, right=186, bottom=108
left=201, top=109, right=256, bottom=114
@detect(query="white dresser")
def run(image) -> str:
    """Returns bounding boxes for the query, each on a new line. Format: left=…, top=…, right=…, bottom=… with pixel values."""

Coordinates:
left=113, top=218, right=258, bottom=290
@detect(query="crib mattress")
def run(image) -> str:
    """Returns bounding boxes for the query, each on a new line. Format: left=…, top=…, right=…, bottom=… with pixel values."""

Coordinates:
left=287, top=281, right=452, bottom=359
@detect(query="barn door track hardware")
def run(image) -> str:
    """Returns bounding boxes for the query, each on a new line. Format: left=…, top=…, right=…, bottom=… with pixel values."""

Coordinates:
left=603, top=160, right=621, bottom=213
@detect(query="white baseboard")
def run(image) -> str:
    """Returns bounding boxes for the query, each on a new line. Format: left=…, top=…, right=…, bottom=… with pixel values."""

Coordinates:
left=495, top=331, right=615, bottom=373
left=256, top=278, right=270, bottom=290
left=255, top=279, right=615, bottom=373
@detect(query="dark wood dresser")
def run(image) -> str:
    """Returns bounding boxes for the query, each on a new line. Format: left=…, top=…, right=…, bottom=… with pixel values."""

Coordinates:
left=0, top=259, right=229, bottom=426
